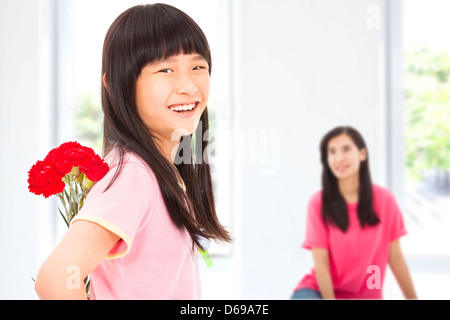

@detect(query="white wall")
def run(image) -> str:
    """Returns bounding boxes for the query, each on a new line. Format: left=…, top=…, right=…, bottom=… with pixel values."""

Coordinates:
left=0, top=0, right=393, bottom=300
left=0, top=0, right=56, bottom=299
left=232, top=0, right=387, bottom=299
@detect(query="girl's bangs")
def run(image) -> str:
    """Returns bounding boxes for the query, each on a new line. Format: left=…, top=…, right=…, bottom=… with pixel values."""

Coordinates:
left=136, top=4, right=211, bottom=71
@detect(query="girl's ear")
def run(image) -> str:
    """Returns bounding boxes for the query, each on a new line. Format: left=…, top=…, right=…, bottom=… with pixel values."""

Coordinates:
left=103, top=73, right=109, bottom=91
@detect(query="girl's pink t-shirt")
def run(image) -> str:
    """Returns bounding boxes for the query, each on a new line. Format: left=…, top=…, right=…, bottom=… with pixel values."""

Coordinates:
left=294, top=184, right=407, bottom=299
left=71, top=152, right=200, bottom=300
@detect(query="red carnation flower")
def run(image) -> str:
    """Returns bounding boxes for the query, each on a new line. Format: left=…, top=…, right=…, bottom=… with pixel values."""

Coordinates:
left=27, top=160, right=65, bottom=198
left=27, top=141, right=109, bottom=198
left=82, top=157, right=110, bottom=182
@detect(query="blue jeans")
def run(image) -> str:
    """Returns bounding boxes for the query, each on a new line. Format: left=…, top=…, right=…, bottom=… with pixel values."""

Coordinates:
left=291, top=288, right=322, bottom=300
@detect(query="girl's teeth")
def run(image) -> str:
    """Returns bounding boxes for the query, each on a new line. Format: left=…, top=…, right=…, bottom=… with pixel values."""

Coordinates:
left=171, top=104, right=195, bottom=112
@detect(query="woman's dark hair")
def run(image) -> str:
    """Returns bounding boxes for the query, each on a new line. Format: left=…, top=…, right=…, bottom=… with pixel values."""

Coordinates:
left=101, top=3, right=231, bottom=249
left=319, top=126, right=380, bottom=232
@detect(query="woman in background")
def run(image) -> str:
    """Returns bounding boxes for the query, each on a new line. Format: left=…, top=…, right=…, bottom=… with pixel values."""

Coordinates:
left=292, top=126, right=417, bottom=299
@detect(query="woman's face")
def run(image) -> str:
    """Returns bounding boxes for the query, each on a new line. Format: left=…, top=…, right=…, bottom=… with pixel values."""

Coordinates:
left=135, top=53, right=210, bottom=141
left=327, top=134, right=367, bottom=180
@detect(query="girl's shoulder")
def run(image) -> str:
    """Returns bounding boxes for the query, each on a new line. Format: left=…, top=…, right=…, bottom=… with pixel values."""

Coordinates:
left=122, top=151, right=152, bottom=170
left=107, top=149, right=154, bottom=174
left=104, top=149, right=158, bottom=188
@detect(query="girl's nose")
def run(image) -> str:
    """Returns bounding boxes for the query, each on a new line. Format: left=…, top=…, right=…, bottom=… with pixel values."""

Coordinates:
left=176, top=75, right=198, bottom=96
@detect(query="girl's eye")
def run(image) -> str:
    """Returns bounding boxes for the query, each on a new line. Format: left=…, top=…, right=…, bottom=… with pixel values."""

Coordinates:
left=159, top=69, right=173, bottom=73
left=193, top=65, right=207, bottom=71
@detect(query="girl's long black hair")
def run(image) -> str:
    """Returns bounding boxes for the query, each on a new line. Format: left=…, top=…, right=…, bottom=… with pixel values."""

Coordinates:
left=101, top=3, right=231, bottom=249
left=319, top=126, right=380, bottom=232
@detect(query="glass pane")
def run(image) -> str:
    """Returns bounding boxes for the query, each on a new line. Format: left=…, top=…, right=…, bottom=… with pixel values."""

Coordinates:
left=402, top=0, right=450, bottom=300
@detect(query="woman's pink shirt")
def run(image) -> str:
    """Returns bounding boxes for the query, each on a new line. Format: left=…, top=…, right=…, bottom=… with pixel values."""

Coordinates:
left=295, top=184, right=407, bottom=299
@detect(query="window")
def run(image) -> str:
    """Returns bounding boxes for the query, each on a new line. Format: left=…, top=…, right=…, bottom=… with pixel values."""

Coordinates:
left=385, top=0, right=450, bottom=300
left=55, top=0, right=234, bottom=298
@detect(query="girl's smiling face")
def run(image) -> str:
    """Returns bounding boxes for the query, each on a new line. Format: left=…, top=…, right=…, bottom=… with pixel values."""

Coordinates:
left=135, top=53, right=210, bottom=142
left=327, top=134, right=367, bottom=180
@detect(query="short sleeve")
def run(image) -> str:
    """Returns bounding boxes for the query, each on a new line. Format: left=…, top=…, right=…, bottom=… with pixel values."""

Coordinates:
left=302, top=192, right=329, bottom=250
left=70, top=160, right=156, bottom=259
left=385, top=190, right=407, bottom=242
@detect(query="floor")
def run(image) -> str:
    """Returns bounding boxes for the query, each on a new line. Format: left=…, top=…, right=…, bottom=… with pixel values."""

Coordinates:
left=385, top=183, right=450, bottom=299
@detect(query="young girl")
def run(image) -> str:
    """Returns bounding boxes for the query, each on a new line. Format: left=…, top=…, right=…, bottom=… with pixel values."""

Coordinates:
left=291, top=126, right=417, bottom=299
left=34, top=3, right=231, bottom=300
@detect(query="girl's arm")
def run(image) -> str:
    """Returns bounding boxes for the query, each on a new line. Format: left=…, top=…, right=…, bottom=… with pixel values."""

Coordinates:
left=34, top=220, right=120, bottom=299
left=388, top=239, right=417, bottom=299
left=312, top=248, right=335, bottom=299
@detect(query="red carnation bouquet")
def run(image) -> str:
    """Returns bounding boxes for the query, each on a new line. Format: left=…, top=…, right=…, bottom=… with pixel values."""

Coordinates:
left=28, top=141, right=109, bottom=295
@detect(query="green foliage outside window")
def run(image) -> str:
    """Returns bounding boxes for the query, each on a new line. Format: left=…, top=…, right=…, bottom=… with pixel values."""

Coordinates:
left=404, top=45, right=450, bottom=181
left=74, top=93, right=103, bottom=154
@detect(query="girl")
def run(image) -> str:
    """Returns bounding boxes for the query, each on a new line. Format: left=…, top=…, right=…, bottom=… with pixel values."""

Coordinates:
left=35, top=3, right=231, bottom=299
left=291, top=126, right=417, bottom=299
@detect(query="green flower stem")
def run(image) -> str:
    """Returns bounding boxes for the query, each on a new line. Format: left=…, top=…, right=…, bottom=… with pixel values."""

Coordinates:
left=56, top=194, right=70, bottom=228
left=58, top=173, right=90, bottom=227
left=84, top=276, right=91, bottom=299
left=57, top=171, right=93, bottom=297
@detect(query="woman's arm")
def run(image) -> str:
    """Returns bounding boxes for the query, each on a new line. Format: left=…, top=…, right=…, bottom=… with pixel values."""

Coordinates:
left=388, top=239, right=417, bottom=299
left=312, top=248, right=335, bottom=299
left=34, top=220, right=120, bottom=299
